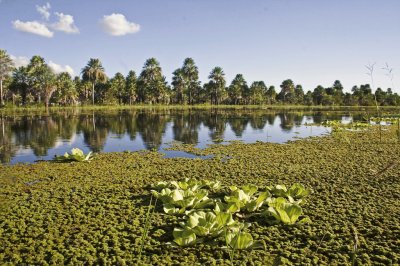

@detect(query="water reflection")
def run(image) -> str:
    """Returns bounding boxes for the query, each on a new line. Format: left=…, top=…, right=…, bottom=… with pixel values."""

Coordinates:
left=0, top=109, right=367, bottom=164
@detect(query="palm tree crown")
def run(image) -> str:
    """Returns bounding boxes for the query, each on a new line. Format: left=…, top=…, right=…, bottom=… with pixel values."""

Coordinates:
left=81, top=58, right=107, bottom=104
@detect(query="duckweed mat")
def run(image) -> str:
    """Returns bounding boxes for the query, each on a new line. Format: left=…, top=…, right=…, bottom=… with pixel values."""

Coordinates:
left=1, top=126, right=399, bottom=265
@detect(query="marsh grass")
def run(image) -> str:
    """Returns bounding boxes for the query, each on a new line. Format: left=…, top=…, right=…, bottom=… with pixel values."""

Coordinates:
left=137, top=195, right=158, bottom=263
left=351, top=226, right=359, bottom=266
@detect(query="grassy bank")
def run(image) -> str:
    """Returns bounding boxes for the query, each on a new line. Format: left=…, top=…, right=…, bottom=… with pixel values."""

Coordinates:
left=0, top=126, right=399, bottom=265
left=1, top=104, right=400, bottom=114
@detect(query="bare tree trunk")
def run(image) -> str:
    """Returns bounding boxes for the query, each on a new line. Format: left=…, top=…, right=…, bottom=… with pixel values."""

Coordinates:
left=92, top=111, right=96, bottom=131
left=45, top=88, right=56, bottom=110
left=92, top=82, right=95, bottom=105
left=0, top=79, right=3, bottom=106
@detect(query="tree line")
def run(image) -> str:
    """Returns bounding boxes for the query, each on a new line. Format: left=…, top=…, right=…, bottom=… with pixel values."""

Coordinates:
left=0, top=49, right=399, bottom=107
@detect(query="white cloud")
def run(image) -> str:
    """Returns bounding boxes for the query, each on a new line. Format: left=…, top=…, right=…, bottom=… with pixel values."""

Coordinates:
left=12, top=20, right=54, bottom=38
left=48, top=61, right=75, bottom=76
left=10, top=55, right=29, bottom=68
left=36, top=3, right=51, bottom=20
left=51, top=12, right=79, bottom=33
left=100, top=13, right=140, bottom=36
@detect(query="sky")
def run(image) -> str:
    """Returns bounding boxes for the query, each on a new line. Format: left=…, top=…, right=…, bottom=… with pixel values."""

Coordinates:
left=0, top=0, right=399, bottom=92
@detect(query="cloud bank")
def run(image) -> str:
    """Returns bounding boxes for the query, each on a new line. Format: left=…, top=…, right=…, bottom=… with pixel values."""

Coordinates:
left=100, top=13, right=140, bottom=36
left=51, top=12, right=79, bottom=34
left=12, top=20, right=54, bottom=38
left=12, top=3, right=79, bottom=37
left=48, top=61, right=75, bottom=76
left=36, top=3, right=51, bottom=21
left=10, top=55, right=30, bottom=68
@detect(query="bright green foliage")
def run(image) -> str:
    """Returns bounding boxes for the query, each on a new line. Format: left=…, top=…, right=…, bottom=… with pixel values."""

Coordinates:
left=152, top=178, right=311, bottom=250
left=2, top=125, right=399, bottom=264
left=172, top=228, right=197, bottom=246
left=267, top=183, right=310, bottom=200
left=265, top=197, right=310, bottom=225
left=54, top=148, right=93, bottom=162
left=226, top=231, right=255, bottom=250
left=179, top=211, right=235, bottom=239
left=321, top=120, right=371, bottom=132
left=151, top=185, right=213, bottom=214
left=222, top=185, right=270, bottom=213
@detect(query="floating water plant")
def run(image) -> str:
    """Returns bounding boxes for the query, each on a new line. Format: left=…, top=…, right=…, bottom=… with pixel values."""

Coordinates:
left=264, top=197, right=310, bottom=225
left=54, top=148, right=93, bottom=162
left=151, top=178, right=311, bottom=253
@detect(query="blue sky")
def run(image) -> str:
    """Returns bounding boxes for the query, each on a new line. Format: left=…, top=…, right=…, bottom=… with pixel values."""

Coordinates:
left=1, top=0, right=399, bottom=92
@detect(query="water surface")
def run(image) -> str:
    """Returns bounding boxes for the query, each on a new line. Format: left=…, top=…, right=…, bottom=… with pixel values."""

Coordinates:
left=0, top=109, right=371, bottom=164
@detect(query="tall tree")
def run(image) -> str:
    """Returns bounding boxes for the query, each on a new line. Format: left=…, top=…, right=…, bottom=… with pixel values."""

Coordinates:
left=294, top=85, right=305, bottom=104
left=109, top=72, right=125, bottom=104
left=249, top=81, right=267, bottom=104
left=125, top=70, right=137, bottom=105
left=279, top=79, right=295, bottom=103
left=0, top=50, right=15, bottom=106
left=27, top=56, right=57, bottom=107
left=312, top=85, right=326, bottom=105
left=138, top=58, right=167, bottom=104
left=27, top=56, right=46, bottom=103
left=10, top=66, right=29, bottom=105
left=266, top=86, right=277, bottom=104
left=181, top=58, right=200, bottom=104
left=171, top=68, right=186, bottom=104
left=207, top=67, right=226, bottom=105
left=56, top=72, right=77, bottom=105
left=81, top=58, right=107, bottom=105
left=228, top=74, right=248, bottom=104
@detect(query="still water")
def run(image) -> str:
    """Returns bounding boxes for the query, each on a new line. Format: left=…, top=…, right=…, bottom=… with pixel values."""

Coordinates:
left=0, top=109, right=366, bottom=164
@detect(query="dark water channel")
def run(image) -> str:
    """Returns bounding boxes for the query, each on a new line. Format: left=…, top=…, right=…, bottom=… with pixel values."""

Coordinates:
left=0, top=108, right=371, bottom=164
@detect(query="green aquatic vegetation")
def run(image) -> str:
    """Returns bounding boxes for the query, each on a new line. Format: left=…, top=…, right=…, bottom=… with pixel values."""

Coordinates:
left=153, top=179, right=310, bottom=254
left=138, top=196, right=157, bottom=262
left=264, top=197, right=310, bottom=225
left=54, top=148, right=93, bottom=162
left=172, top=227, right=198, bottom=246
left=151, top=187, right=213, bottom=214
left=176, top=211, right=235, bottom=241
left=221, top=185, right=270, bottom=213
left=151, top=179, right=221, bottom=214
left=267, top=183, right=310, bottom=200
left=1, top=125, right=399, bottom=265
left=370, top=116, right=399, bottom=124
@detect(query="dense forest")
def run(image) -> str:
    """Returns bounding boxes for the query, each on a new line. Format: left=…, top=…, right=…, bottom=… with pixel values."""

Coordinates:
left=0, top=49, right=399, bottom=107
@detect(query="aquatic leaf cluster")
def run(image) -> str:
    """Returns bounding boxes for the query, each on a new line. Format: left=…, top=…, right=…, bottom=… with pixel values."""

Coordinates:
left=151, top=179, right=311, bottom=248
left=1, top=125, right=399, bottom=264
left=369, top=116, right=400, bottom=124
left=321, top=120, right=371, bottom=132
left=54, top=148, right=93, bottom=162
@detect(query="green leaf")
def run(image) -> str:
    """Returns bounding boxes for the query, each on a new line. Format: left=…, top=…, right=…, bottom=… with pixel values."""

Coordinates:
left=287, top=183, right=310, bottom=199
left=173, top=228, right=196, bottom=246
left=163, top=204, right=179, bottom=214
left=226, top=232, right=254, bottom=250
left=242, top=184, right=258, bottom=196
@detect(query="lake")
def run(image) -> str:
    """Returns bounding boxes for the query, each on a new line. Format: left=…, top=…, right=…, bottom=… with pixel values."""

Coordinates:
left=0, top=108, right=374, bottom=164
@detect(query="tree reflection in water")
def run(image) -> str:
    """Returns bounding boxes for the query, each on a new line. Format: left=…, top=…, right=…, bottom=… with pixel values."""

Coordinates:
left=0, top=109, right=357, bottom=163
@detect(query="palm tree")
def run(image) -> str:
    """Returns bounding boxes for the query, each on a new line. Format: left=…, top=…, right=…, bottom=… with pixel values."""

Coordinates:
left=181, top=58, right=200, bottom=104
left=172, top=68, right=186, bottom=104
left=81, top=58, right=107, bottom=105
left=56, top=72, right=77, bottom=105
left=138, top=58, right=166, bottom=104
left=0, top=50, right=15, bottom=106
left=26, top=56, right=57, bottom=107
left=125, top=70, right=137, bottom=105
left=228, top=74, right=248, bottom=104
left=208, top=67, right=226, bottom=105
left=109, top=72, right=125, bottom=104
left=279, top=79, right=295, bottom=103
